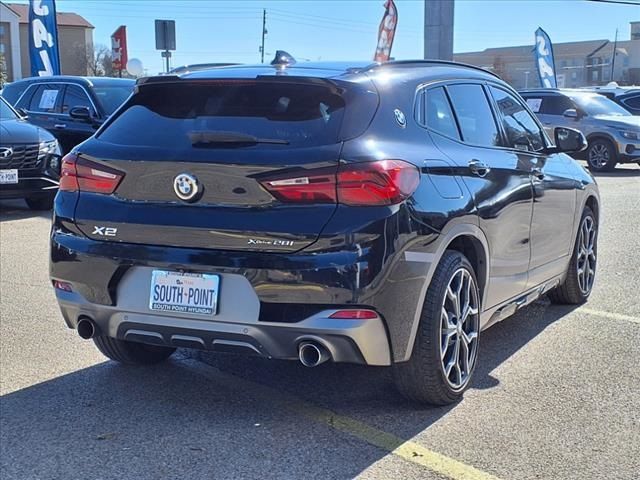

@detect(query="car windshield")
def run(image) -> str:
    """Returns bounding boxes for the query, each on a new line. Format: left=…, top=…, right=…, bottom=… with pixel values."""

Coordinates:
left=0, top=98, right=18, bottom=120
left=569, top=93, right=631, bottom=117
left=93, top=85, right=134, bottom=116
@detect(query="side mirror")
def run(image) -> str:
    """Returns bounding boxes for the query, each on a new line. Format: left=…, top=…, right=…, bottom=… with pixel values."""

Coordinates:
left=562, top=108, right=579, bottom=119
left=69, top=106, right=92, bottom=121
left=17, top=107, right=28, bottom=119
left=553, top=127, right=587, bottom=153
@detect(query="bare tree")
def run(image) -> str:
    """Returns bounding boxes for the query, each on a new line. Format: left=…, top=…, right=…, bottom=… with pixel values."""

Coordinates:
left=69, top=43, right=116, bottom=77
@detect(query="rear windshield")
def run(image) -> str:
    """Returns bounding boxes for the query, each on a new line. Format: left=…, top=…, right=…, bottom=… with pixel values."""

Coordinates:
left=98, top=82, right=348, bottom=148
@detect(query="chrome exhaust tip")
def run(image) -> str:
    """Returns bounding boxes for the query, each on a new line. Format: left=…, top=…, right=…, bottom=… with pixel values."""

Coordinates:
left=298, top=342, right=330, bottom=367
left=77, top=317, right=96, bottom=340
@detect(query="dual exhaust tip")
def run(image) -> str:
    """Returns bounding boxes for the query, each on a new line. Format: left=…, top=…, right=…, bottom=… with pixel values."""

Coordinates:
left=78, top=318, right=331, bottom=368
left=298, top=341, right=330, bottom=367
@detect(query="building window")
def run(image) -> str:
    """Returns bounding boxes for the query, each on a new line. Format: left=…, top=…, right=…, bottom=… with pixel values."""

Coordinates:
left=572, top=71, right=577, bottom=80
left=592, top=70, right=598, bottom=81
left=0, top=25, right=5, bottom=37
left=0, top=43, right=5, bottom=54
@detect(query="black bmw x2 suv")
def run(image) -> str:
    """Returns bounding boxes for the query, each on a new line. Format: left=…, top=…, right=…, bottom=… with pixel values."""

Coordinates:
left=50, top=55, right=600, bottom=405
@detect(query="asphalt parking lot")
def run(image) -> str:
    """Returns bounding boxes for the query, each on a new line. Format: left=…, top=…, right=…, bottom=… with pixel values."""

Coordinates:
left=1, top=165, right=639, bottom=480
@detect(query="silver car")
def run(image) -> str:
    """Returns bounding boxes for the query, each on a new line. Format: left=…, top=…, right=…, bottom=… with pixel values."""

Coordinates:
left=520, top=89, right=640, bottom=172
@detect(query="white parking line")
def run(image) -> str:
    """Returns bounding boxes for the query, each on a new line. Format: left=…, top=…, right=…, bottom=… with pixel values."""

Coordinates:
left=579, top=307, right=640, bottom=324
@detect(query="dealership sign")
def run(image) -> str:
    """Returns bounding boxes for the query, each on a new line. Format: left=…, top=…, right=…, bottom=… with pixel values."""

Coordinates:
left=111, top=26, right=128, bottom=72
left=28, top=0, right=61, bottom=77
left=534, top=27, right=557, bottom=88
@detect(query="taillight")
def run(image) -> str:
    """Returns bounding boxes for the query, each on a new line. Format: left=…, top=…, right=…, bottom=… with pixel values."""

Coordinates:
left=260, top=160, right=419, bottom=206
left=338, top=160, right=420, bottom=206
left=260, top=168, right=336, bottom=204
left=59, top=153, right=124, bottom=194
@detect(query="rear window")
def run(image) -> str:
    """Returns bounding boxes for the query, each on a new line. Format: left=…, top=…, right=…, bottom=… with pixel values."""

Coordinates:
left=98, top=82, right=349, bottom=148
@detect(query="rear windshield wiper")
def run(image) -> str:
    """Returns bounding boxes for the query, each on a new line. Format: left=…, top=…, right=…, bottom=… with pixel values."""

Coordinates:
left=189, top=131, right=289, bottom=146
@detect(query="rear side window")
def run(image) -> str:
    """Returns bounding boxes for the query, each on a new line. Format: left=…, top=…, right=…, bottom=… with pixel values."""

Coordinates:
left=28, top=84, right=63, bottom=113
left=99, top=82, right=348, bottom=148
left=62, top=85, right=95, bottom=115
left=425, top=87, right=460, bottom=140
left=539, top=95, right=574, bottom=115
left=93, top=85, right=134, bottom=115
left=446, top=84, right=500, bottom=147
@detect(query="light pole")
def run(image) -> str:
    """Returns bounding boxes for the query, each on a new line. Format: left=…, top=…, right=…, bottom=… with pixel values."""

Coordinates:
left=524, top=71, right=530, bottom=88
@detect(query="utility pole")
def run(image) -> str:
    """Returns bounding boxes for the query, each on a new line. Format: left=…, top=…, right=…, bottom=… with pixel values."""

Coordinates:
left=260, top=9, right=267, bottom=63
left=424, top=0, right=454, bottom=60
left=610, top=28, right=618, bottom=82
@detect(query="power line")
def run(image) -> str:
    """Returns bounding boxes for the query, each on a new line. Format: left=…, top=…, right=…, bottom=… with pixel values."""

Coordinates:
left=586, top=0, right=640, bottom=5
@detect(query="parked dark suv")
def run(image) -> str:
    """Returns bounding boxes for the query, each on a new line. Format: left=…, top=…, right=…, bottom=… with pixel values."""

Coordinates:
left=0, top=96, right=61, bottom=210
left=50, top=59, right=599, bottom=405
left=2, top=76, right=134, bottom=154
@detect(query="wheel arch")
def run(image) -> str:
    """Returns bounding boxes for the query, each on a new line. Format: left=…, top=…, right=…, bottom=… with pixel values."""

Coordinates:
left=584, top=194, right=599, bottom=221
left=399, top=223, right=490, bottom=363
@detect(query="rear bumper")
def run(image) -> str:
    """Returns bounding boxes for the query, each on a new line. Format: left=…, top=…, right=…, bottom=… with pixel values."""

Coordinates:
left=51, top=230, right=398, bottom=366
left=50, top=200, right=444, bottom=365
left=56, top=287, right=390, bottom=365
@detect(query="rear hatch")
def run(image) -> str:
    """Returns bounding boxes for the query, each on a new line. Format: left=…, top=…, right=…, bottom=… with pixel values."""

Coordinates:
left=69, top=76, right=378, bottom=252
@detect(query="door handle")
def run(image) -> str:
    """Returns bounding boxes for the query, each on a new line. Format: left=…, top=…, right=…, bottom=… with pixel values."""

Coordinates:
left=468, top=159, right=490, bottom=177
left=532, top=167, right=545, bottom=180
left=54, top=124, right=67, bottom=129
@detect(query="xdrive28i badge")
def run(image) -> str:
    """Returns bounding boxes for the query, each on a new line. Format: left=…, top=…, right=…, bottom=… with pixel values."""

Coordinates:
left=173, top=173, right=200, bottom=202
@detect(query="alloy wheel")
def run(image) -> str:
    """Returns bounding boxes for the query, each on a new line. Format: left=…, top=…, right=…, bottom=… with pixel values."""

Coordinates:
left=576, top=215, right=597, bottom=295
left=588, top=144, right=610, bottom=169
left=440, top=268, right=480, bottom=390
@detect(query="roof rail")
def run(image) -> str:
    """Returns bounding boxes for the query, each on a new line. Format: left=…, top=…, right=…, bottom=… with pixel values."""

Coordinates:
left=362, top=59, right=500, bottom=78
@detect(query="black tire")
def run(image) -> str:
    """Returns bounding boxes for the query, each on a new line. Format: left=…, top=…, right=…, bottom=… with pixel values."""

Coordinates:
left=25, top=194, right=54, bottom=210
left=586, top=138, right=617, bottom=172
left=93, top=336, right=176, bottom=365
left=548, top=206, right=597, bottom=305
left=393, top=251, right=480, bottom=406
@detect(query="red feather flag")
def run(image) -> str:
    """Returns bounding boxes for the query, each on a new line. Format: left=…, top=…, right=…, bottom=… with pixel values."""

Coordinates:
left=374, top=0, right=398, bottom=62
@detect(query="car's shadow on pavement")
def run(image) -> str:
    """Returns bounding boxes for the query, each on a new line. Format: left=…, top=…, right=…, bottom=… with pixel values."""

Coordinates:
left=590, top=167, right=640, bottom=178
left=0, top=200, right=51, bottom=221
left=0, top=299, right=578, bottom=479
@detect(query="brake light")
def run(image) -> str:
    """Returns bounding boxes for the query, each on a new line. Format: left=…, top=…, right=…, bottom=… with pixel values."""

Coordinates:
left=261, top=168, right=336, bottom=204
left=59, top=153, right=124, bottom=194
left=329, top=309, right=378, bottom=319
left=260, top=160, right=419, bottom=206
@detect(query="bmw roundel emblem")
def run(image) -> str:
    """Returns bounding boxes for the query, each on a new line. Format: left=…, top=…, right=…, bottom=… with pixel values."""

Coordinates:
left=394, top=108, right=406, bottom=128
left=173, top=173, right=200, bottom=202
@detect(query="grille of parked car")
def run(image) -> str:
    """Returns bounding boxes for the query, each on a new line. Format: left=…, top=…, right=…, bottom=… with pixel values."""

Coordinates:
left=0, top=144, right=43, bottom=170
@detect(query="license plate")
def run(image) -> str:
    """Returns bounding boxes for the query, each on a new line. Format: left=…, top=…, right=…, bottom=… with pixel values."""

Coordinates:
left=0, top=169, right=18, bottom=184
left=149, top=270, right=219, bottom=315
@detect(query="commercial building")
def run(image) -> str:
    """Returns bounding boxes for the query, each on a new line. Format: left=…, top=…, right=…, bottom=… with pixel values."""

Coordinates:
left=0, top=1, right=93, bottom=82
left=455, top=21, right=640, bottom=89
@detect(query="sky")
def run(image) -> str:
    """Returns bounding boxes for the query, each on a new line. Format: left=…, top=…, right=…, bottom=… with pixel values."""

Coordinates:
left=9, top=0, right=639, bottom=75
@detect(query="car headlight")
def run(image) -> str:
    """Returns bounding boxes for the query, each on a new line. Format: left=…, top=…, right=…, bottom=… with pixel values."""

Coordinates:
left=39, top=139, right=60, bottom=155
left=620, top=130, right=639, bottom=141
